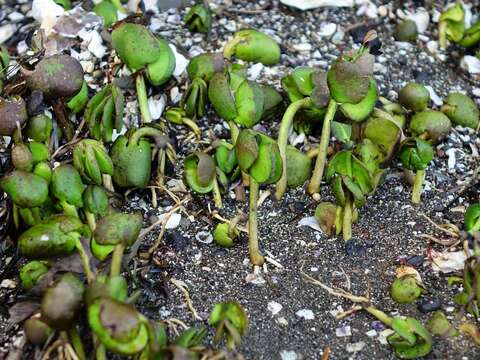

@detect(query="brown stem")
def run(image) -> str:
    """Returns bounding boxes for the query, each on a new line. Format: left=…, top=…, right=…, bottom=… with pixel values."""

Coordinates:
left=52, top=99, right=74, bottom=141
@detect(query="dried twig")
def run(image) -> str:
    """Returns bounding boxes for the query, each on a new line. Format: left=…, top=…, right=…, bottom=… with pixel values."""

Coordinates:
left=170, top=278, right=202, bottom=321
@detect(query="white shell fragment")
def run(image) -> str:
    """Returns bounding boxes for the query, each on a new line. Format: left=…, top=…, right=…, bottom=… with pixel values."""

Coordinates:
left=431, top=250, right=467, bottom=273
left=268, top=301, right=283, bottom=315
left=461, top=56, right=480, bottom=74
left=170, top=44, right=188, bottom=77
left=425, top=86, right=443, bottom=106
left=318, top=23, right=337, bottom=37
left=298, top=216, right=322, bottom=232
left=295, top=309, right=315, bottom=320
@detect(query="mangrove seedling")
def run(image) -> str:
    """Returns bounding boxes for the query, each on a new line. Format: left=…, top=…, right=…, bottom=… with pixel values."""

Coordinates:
left=25, top=55, right=85, bottom=140
left=94, top=0, right=118, bottom=27
left=17, top=215, right=92, bottom=280
left=209, top=301, right=248, bottom=350
left=187, top=52, right=226, bottom=82
left=213, top=214, right=244, bottom=248
left=11, top=143, right=33, bottom=172
left=454, top=255, right=480, bottom=318
left=25, top=114, right=53, bottom=143
left=111, top=126, right=175, bottom=188
left=0, top=45, right=10, bottom=93
left=459, top=19, right=480, bottom=47
left=84, top=83, right=124, bottom=142
left=441, top=92, right=479, bottom=129
left=0, top=170, right=49, bottom=208
left=325, top=150, right=375, bottom=241
left=286, top=146, right=312, bottom=188
left=426, top=311, right=459, bottom=337
left=208, top=68, right=271, bottom=130
left=73, top=139, right=114, bottom=191
left=223, top=29, right=281, bottom=65
left=51, top=164, right=85, bottom=217
left=394, top=20, right=418, bottom=42
left=314, top=202, right=345, bottom=236
left=0, top=96, right=28, bottom=136
left=24, top=315, right=53, bottom=345
left=307, top=42, right=377, bottom=196
left=235, top=130, right=282, bottom=265
left=93, top=211, right=143, bottom=276
left=88, top=297, right=149, bottom=355
left=398, top=82, right=430, bottom=112
left=363, top=116, right=402, bottom=166
left=180, top=77, right=208, bottom=119
left=184, top=2, right=212, bottom=33
left=184, top=152, right=223, bottom=208
left=390, top=272, right=424, bottom=304
left=19, top=260, right=49, bottom=290
left=439, top=3, right=465, bottom=49
left=214, top=140, right=240, bottom=190
left=33, top=161, right=52, bottom=183
left=67, top=80, right=89, bottom=113
left=465, top=204, right=480, bottom=234
left=312, top=277, right=433, bottom=359
left=41, top=272, right=85, bottom=330
left=111, top=23, right=175, bottom=123
left=164, top=107, right=201, bottom=136
left=409, top=110, right=451, bottom=143
left=83, top=186, right=110, bottom=260
left=398, top=137, right=434, bottom=204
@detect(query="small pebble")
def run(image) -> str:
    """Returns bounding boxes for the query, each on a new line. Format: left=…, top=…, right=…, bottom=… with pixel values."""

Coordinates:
left=418, top=299, right=441, bottom=313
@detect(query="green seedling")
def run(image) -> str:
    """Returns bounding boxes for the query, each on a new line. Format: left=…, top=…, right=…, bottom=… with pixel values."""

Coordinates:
left=394, top=20, right=418, bottom=42
left=439, top=3, right=465, bottom=49
left=398, top=82, right=430, bottom=112
left=25, top=55, right=85, bottom=140
left=276, top=68, right=330, bottom=199
left=465, top=204, right=480, bottom=234
left=24, top=315, right=53, bottom=345
left=223, top=29, right=281, bottom=65
left=0, top=96, right=28, bottom=136
left=459, top=20, right=480, bottom=47
left=41, top=273, right=85, bottom=330
left=111, top=23, right=175, bottom=123
left=111, top=126, right=176, bottom=188
left=88, top=297, right=149, bottom=355
left=67, top=80, right=88, bottom=113
left=426, top=311, right=459, bottom=337
left=235, top=130, right=282, bottom=265
left=164, top=107, right=201, bottom=136
left=93, top=212, right=143, bottom=276
left=33, top=161, right=52, bottom=183
left=73, top=139, right=114, bottom=191
left=314, top=202, right=346, bottom=236
left=187, top=52, right=226, bottom=81
left=363, top=116, right=402, bottom=165
left=326, top=150, right=375, bottom=241
left=51, top=164, right=85, bottom=217
left=0, top=45, right=10, bottom=93
left=19, top=260, right=50, bottom=290
left=390, top=275, right=423, bottom=304
left=11, top=143, right=33, bottom=172
left=409, top=110, right=451, bottom=143
left=441, top=92, right=479, bottom=129
left=184, top=3, right=212, bottom=33
left=83, top=186, right=110, bottom=254
left=84, top=83, right=124, bottom=142
left=25, top=114, right=53, bottom=143
left=209, top=301, right=248, bottom=350
left=208, top=70, right=265, bottom=128
left=214, top=141, right=240, bottom=191
left=286, top=146, right=312, bottom=188
left=398, top=137, right=434, bottom=204
left=180, top=77, right=207, bottom=119
left=307, top=41, right=377, bottom=196
left=1, top=170, right=49, bottom=208
left=184, top=152, right=223, bottom=208
left=213, top=214, right=244, bottom=248
left=94, top=0, right=118, bottom=27
left=18, top=215, right=92, bottom=282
